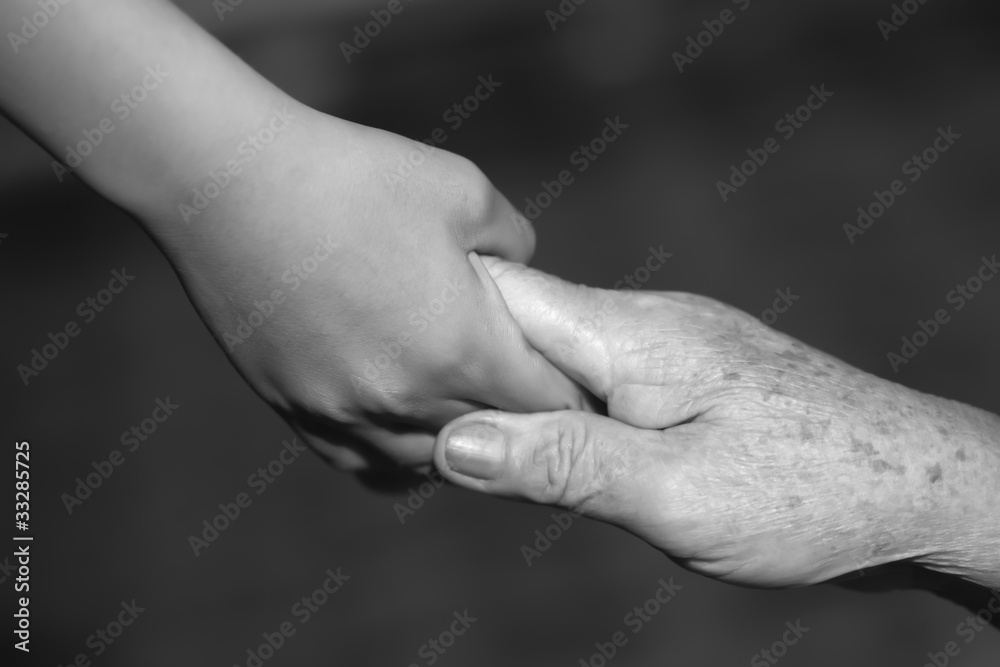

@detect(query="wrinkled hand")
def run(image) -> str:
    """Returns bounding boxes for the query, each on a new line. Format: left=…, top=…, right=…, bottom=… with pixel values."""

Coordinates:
left=434, top=258, right=1000, bottom=589
left=150, top=106, right=589, bottom=474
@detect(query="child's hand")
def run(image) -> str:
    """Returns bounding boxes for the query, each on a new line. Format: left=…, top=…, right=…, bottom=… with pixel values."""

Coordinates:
left=0, top=0, right=589, bottom=475
left=156, top=106, right=590, bottom=472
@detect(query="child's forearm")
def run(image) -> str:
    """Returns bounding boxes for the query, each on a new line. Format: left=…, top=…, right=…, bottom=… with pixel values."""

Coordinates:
left=0, top=0, right=292, bottom=218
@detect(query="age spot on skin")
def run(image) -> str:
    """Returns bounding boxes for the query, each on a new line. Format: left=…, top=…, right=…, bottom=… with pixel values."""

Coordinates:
left=871, top=532, right=895, bottom=555
left=871, top=459, right=906, bottom=475
left=926, top=463, right=943, bottom=484
left=839, top=391, right=859, bottom=408
left=723, top=372, right=741, bottom=381
left=787, top=496, right=803, bottom=508
left=778, top=350, right=811, bottom=365
left=763, top=389, right=786, bottom=402
left=955, top=449, right=966, bottom=461
left=874, top=420, right=891, bottom=436
left=851, top=436, right=877, bottom=457
left=937, top=426, right=949, bottom=437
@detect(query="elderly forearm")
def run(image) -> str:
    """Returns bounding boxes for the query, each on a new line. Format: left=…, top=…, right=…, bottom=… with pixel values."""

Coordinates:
left=903, top=396, right=1000, bottom=624
left=906, top=395, right=1000, bottom=590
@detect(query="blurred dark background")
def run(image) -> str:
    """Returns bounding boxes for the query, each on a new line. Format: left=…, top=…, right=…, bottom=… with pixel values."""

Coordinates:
left=2, top=0, right=999, bottom=665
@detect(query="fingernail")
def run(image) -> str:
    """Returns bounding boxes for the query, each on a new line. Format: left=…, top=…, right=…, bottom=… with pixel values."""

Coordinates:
left=445, top=423, right=505, bottom=480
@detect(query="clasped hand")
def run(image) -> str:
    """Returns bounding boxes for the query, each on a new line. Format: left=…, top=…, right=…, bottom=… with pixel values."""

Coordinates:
left=434, top=258, right=1000, bottom=591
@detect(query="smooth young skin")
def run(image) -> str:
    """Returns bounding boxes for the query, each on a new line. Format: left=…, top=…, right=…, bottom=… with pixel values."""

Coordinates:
left=0, top=0, right=589, bottom=471
left=436, top=258, right=1000, bottom=603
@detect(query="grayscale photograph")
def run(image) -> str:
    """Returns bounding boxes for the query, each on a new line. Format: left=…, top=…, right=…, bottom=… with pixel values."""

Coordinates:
left=1, top=1, right=998, bottom=665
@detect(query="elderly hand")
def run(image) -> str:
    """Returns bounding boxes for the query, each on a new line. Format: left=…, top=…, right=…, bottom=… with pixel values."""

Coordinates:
left=434, top=258, right=1000, bottom=591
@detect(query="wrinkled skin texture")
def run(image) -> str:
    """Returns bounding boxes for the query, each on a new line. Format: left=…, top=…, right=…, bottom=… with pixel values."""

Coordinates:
left=147, top=107, right=590, bottom=474
left=435, top=258, right=1000, bottom=590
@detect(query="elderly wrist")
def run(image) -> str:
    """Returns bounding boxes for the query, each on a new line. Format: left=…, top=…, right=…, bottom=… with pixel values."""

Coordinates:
left=905, top=397, right=1000, bottom=590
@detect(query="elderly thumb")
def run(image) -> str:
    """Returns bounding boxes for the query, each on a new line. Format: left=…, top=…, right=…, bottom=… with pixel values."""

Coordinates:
left=433, top=409, right=669, bottom=529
